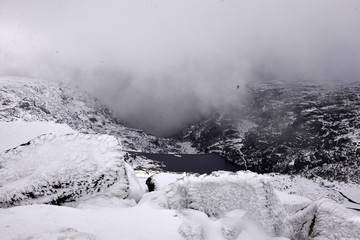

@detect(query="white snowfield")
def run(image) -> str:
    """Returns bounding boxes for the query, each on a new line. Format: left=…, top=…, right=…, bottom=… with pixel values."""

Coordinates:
left=0, top=121, right=76, bottom=152
left=0, top=133, right=132, bottom=207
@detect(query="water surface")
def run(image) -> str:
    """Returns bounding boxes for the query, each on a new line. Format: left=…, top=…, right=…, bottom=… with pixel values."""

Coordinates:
left=132, top=152, right=241, bottom=174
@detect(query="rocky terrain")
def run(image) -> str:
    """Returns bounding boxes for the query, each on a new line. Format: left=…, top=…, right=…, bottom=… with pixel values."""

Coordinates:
left=175, top=81, right=360, bottom=183
left=0, top=77, right=184, bottom=153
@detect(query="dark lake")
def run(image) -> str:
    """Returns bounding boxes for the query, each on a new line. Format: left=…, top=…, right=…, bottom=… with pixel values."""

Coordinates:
left=130, top=152, right=241, bottom=174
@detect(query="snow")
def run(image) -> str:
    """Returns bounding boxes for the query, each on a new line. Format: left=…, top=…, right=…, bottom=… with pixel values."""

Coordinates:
left=1, top=168, right=360, bottom=239
left=124, top=163, right=146, bottom=202
left=177, top=141, right=198, bottom=154
left=153, top=171, right=287, bottom=237
left=1, top=76, right=359, bottom=239
left=286, top=199, right=360, bottom=239
left=0, top=133, right=130, bottom=207
left=0, top=121, right=76, bottom=152
left=124, top=152, right=164, bottom=170
left=0, top=196, right=281, bottom=240
left=267, top=173, right=360, bottom=215
left=274, top=190, right=312, bottom=215
left=0, top=203, right=183, bottom=240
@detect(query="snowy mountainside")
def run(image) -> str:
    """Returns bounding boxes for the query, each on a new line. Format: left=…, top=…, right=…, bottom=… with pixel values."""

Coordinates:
left=176, top=82, right=360, bottom=183
left=0, top=76, right=186, bottom=153
left=0, top=133, right=132, bottom=207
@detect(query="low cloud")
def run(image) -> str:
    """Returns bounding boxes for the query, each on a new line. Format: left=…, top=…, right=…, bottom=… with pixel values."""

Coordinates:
left=1, top=0, right=360, bottom=136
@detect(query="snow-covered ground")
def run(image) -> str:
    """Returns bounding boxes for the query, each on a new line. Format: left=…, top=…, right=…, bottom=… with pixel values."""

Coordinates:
left=0, top=200, right=274, bottom=240
left=0, top=121, right=76, bottom=152
left=1, top=170, right=360, bottom=240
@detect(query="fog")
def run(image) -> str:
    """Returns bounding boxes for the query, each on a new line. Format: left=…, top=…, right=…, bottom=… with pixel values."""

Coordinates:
left=1, top=0, right=360, bottom=136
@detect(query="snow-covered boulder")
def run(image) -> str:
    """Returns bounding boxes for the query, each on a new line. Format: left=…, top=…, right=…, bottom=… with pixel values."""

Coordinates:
left=156, top=171, right=287, bottom=237
left=0, top=133, right=130, bottom=207
left=286, top=199, right=360, bottom=240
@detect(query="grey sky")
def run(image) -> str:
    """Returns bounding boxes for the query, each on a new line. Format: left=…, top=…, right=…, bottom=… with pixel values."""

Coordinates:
left=1, top=0, right=360, bottom=136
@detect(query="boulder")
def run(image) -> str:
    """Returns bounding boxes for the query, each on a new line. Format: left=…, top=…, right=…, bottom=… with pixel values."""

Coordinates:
left=0, top=133, right=129, bottom=207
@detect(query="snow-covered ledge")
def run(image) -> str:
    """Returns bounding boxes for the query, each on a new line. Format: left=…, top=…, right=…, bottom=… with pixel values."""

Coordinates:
left=0, top=133, right=129, bottom=207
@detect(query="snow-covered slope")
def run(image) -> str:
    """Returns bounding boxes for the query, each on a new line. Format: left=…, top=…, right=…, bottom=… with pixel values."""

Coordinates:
left=0, top=133, right=130, bottom=207
left=176, top=82, right=360, bottom=183
left=0, top=76, right=190, bottom=153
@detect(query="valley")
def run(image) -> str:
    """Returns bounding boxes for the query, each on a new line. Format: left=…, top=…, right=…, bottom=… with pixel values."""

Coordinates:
left=0, top=76, right=359, bottom=240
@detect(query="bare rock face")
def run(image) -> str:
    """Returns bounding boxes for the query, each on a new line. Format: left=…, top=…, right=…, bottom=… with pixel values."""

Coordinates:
left=0, top=133, right=128, bottom=207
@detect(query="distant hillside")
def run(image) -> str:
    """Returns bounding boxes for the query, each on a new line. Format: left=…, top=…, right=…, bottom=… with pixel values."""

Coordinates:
left=175, top=82, right=360, bottom=183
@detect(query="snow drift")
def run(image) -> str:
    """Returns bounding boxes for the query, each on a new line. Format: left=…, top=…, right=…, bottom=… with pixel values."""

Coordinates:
left=0, top=133, right=129, bottom=207
left=155, top=171, right=286, bottom=237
